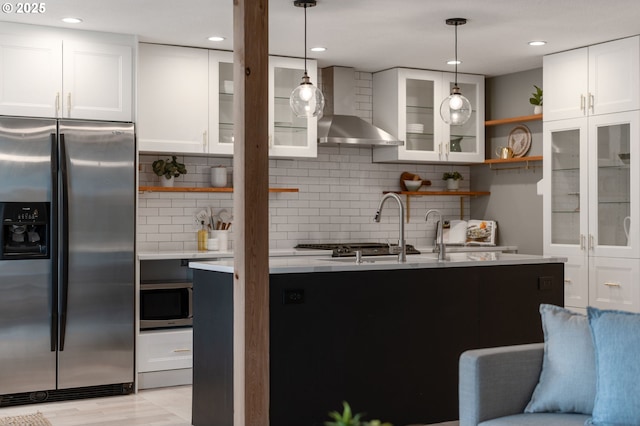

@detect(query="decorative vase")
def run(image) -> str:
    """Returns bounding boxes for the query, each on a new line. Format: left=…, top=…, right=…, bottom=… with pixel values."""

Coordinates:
left=446, top=178, right=459, bottom=191
left=160, top=176, right=175, bottom=187
left=534, top=105, right=542, bottom=114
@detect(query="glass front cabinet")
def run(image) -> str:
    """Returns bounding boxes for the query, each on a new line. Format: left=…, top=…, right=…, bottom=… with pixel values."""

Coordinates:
left=543, top=111, right=640, bottom=311
left=138, top=44, right=317, bottom=158
left=372, top=67, right=484, bottom=163
left=268, top=56, right=318, bottom=159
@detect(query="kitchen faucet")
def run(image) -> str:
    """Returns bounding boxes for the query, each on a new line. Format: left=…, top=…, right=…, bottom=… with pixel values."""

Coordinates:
left=374, top=193, right=406, bottom=262
left=425, top=209, right=446, bottom=261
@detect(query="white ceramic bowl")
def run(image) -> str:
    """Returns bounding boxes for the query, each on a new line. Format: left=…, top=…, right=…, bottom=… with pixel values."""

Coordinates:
left=403, top=180, right=422, bottom=191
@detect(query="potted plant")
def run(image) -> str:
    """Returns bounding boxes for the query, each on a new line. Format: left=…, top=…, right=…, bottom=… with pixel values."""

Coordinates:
left=443, top=171, right=463, bottom=191
left=325, top=401, right=392, bottom=426
left=529, top=85, right=543, bottom=114
left=152, top=155, right=187, bottom=187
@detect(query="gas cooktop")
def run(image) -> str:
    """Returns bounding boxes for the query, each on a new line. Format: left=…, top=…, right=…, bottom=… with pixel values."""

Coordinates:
left=295, top=242, right=420, bottom=257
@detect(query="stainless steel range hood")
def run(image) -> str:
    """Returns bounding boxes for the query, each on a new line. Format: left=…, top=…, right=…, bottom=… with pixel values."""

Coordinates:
left=318, top=67, right=403, bottom=146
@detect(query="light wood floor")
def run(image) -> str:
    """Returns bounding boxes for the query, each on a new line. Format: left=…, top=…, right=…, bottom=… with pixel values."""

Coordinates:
left=0, top=386, right=192, bottom=426
left=0, top=385, right=459, bottom=426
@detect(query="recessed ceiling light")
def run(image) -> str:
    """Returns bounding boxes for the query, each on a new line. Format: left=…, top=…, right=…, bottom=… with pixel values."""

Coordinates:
left=61, top=17, right=83, bottom=24
left=208, top=36, right=225, bottom=42
left=310, top=47, right=326, bottom=52
left=447, top=60, right=461, bottom=65
left=528, top=40, right=547, bottom=46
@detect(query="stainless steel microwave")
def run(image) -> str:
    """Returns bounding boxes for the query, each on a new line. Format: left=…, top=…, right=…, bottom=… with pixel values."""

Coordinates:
left=140, top=281, right=193, bottom=329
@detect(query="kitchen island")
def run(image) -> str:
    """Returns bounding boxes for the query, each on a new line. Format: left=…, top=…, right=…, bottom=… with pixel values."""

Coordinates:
left=189, top=253, right=565, bottom=426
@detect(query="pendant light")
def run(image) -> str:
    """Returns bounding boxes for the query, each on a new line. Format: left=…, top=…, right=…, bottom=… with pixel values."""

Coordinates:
left=289, top=0, right=325, bottom=118
left=439, top=18, right=472, bottom=126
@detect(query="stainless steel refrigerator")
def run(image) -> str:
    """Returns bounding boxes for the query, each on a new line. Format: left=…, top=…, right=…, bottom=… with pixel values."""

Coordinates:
left=0, top=117, right=135, bottom=405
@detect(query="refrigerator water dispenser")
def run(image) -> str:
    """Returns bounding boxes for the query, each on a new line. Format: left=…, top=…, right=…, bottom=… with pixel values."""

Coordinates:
left=0, top=202, right=49, bottom=259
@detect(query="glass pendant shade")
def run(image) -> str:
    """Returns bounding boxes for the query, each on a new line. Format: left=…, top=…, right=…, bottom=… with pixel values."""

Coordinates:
left=440, top=86, right=472, bottom=125
left=290, top=0, right=324, bottom=118
left=290, top=73, right=325, bottom=118
left=440, top=18, right=471, bottom=126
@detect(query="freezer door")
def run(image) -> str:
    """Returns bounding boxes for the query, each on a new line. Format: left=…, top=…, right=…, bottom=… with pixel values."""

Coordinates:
left=0, top=117, right=57, bottom=394
left=57, top=120, right=135, bottom=389
left=0, top=260, right=57, bottom=394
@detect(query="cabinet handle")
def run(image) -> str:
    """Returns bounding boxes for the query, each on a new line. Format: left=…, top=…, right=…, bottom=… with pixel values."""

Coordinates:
left=603, top=281, right=621, bottom=287
left=580, top=94, right=585, bottom=114
left=589, top=93, right=595, bottom=113
left=589, top=234, right=594, bottom=250
left=55, top=92, right=60, bottom=117
left=67, top=93, right=71, bottom=117
left=580, top=234, right=585, bottom=250
left=173, top=348, right=192, bottom=353
left=445, top=142, right=450, bottom=156
left=564, top=279, right=572, bottom=284
left=203, top=131, right=207, bottom=149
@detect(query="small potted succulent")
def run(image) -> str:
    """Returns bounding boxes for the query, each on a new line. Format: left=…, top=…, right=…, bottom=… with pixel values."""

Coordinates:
left=442, top=171, right=463, bottom=191
left=325, top=401, right=392, bottom=426
left=152, top=155, right=187, bottom=187
left=529, top=85, right=543, bottom=114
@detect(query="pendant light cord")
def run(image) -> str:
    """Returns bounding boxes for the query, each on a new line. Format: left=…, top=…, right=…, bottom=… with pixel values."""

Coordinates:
left=303, top=4, right=308, bottom=75
left=454, top=22, right=458, bottom=86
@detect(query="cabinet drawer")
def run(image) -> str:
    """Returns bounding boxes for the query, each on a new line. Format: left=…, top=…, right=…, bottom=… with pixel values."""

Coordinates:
left=138, top=329, right=193, bottom=373
left=589, top=257, right=640, bottom=312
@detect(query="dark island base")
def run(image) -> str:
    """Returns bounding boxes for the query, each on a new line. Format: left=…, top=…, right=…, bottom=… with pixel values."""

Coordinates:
left=193, top=263, right=564, bottom=426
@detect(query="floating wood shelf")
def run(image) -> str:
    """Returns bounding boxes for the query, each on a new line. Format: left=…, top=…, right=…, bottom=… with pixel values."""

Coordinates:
left=482, top=155, right=543, bottom=171
left=139, top=186, right=299, bottom=193
left=485, top=114, right=542, bottom=127
left=384, top=190, right=491, bottom=221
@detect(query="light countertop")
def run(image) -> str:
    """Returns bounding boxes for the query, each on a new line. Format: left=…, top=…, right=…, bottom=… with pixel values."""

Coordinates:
left=137, top=246, right=518, bottom=261
left=189, top=252, right=566, bottom=275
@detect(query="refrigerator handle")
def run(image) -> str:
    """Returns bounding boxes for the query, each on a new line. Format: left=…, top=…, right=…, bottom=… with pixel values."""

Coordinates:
left=59, top=133, right=69, bottom=352
left=50, top=132, right=58, bottom=352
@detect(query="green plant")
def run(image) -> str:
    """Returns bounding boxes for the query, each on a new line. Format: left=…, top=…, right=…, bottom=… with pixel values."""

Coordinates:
left=529, top=85, right=543, bottom=106
left=325, top=401, right=392, bottom=426
left=442, top=171, right=463, bottom=181
left=152, top=155, right=187, bottom=179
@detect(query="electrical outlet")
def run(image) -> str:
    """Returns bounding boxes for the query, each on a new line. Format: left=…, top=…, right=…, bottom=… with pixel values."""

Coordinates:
left=538, top=276, right=553, bottom=291
left=283, top=289, right=304, bottom=304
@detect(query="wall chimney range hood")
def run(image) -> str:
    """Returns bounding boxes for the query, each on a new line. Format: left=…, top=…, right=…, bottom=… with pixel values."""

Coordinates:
left=317, top=67, right=403, bottom=146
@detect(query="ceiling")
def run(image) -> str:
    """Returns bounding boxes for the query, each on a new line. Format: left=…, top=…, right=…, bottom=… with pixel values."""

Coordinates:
left=3, top=0, right=640, bottom=77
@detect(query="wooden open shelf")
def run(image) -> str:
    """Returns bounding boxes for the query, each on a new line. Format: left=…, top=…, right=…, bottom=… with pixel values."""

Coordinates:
left=481, top=155, right=543, bottom=171
left=384, top=190, right=491, bottom=221
left=485, top=113, right=542, bottom=127
left=139, top=186, right=299, bottom=193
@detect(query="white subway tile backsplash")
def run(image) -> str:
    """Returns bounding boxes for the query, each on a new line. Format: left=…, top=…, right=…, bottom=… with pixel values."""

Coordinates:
left=137, top=71, right=473, bottom=252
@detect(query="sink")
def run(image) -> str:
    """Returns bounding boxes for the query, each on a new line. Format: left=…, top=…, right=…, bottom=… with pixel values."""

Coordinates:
left=321, top=255, right=434, bottom=264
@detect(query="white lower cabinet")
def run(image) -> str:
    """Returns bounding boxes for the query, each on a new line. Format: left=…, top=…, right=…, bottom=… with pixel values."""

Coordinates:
left=562, top=254, right=589, bottom=309
left=589, top=257, right=640, bottom=312
left=137, top=329, right=193, bottom=389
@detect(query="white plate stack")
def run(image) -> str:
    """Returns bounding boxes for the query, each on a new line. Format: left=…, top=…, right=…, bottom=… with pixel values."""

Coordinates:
left=407, top=123, right=424, bottom=134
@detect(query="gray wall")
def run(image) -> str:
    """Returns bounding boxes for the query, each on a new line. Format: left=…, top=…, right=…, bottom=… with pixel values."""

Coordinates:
left=471, top=68, right=543, bottom=255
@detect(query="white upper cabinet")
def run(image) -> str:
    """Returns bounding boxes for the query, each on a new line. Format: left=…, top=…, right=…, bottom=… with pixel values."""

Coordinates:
left=0, top=32, right=133, bottom=121
left=372, top=67, right=484, bottom=163
left=0, top=35, right=62, bottom=117
left=209, top=50, right=235, bottom=155
left=268, top=56, right=318, bottom=159
left=138, top=44, right=209, bottom=154
left=544, top=36, right=640, bottom=121
left=138, top=46, right=318, bottom=158
left=62, top=41, right=132, bottom=121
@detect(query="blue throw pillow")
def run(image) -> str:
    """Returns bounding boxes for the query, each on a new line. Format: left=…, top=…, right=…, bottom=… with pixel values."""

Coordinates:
left=585, top=307, right=640, bottom=426
left=525, top=304, right=596, bottom=415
